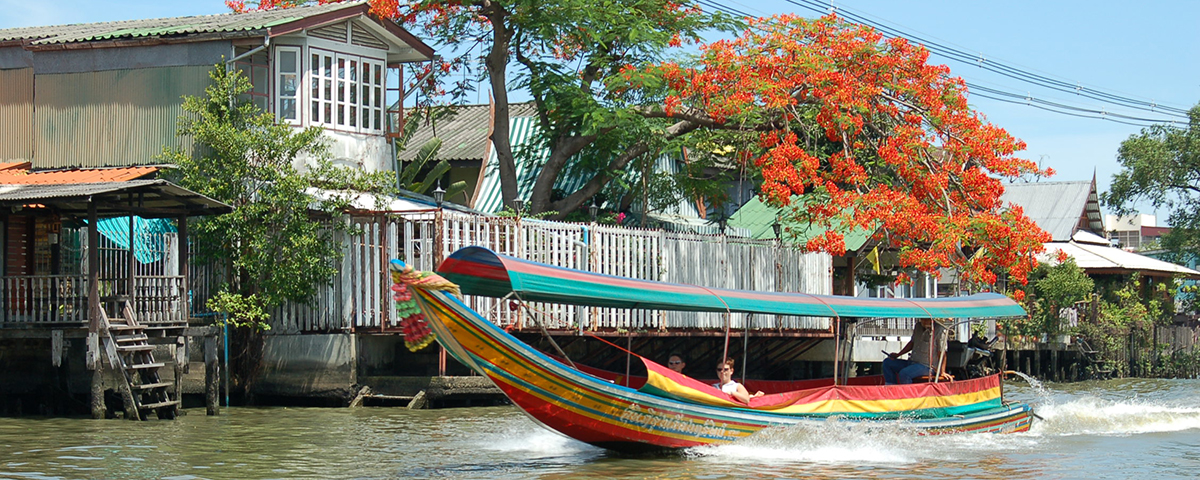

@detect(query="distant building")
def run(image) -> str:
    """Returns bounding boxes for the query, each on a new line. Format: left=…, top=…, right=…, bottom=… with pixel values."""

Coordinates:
left=1105, top=213, right=1170, bottom=251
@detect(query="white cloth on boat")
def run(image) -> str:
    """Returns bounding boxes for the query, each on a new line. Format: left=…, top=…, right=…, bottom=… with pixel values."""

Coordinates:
left=714, top=381, right=741, bottom=395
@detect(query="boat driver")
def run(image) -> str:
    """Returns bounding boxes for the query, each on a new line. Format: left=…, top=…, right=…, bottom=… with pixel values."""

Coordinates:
left=883, top=318, right=949, bottom=384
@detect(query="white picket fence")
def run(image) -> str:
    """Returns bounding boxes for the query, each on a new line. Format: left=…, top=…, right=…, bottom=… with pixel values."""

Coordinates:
left=245, top=210, right=832, bottom=334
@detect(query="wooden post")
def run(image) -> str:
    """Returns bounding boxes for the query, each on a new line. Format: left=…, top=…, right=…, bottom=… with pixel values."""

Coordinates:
left=1033, top=342, right=1041, bottom=378
left=174, top=336, right=185, bottom=417
left=178, top=216, right=189, bottom=322
left=204, top=334, right=219, bottom=415
left=1051, top=346, right=1059, bottom=382
left=128, top=213, right=136, bottom=314
left=87, top=199, right=105, bottom=419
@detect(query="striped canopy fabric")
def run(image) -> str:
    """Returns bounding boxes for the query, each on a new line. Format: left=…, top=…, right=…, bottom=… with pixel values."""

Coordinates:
left=437, top=246, right=1026, bottom=319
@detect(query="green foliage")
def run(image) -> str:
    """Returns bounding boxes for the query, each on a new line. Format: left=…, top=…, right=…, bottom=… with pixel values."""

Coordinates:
left=393, top=110, right=469, bottom=201
left=406, top=0, right=741, bottom=217
left=1103, top=104, right=1200, bottom=264
left=160, top=64, right=393, bottom=330
left=1030, top=259, right=1094, bottom=334
left=207, top=291, right=270, bottom=331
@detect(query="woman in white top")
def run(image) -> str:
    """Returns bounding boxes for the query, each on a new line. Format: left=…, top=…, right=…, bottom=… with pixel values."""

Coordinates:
left=712, top=358, right=764, bottom=403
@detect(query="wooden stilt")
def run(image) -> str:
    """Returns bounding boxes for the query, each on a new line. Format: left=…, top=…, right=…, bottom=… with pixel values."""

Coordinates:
left=204, top=335, right=219, bottom=415
left=174, top=336, right=185, bottom=416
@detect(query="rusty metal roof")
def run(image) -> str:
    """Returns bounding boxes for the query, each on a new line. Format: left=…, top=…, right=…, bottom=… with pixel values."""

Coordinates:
left=0, top=0, right=429, bottom=59
left=397, top=103, right=539, bottom=163
left=0, top=180, right=231, bottom=218
left=0, top=166, right=158, bottom=184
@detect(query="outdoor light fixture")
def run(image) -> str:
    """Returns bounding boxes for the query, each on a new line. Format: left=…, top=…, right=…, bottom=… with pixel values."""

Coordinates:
left=718, top=217, right=727, bottom=234
left=512, top=198, right=525, bottom=214
left=589, top=201, right=599, bottom=221
left=772, top=219, right=782, bottom=239
left=432, top=183, right=445, bottom=207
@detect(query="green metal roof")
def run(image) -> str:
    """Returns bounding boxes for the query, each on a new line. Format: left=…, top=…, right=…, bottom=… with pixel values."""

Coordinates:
left=0, top=1, right=361, bottom=45
left=729, top=196, right=873, bottom=251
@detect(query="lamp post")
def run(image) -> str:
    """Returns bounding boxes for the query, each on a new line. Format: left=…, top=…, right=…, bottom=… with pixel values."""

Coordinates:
left=772, top=217, right=782, bottom=240
left=589, top=201, right=599, bottom=222
left=512, top=198, right=525, bottom=216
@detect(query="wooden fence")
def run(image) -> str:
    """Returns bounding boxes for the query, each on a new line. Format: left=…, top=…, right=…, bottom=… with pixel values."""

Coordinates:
left=228, top=210, right=834, bottom=334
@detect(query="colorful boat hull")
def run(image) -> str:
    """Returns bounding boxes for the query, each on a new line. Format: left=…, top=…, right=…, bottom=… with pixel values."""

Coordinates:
left=397, top=260, right=1033, bottom=452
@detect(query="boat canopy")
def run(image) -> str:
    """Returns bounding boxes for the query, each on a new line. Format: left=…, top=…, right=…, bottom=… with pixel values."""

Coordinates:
left=436, top=246, right=1026, bottom=319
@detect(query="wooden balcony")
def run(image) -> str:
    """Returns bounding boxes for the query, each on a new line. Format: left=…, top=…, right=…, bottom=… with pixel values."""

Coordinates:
left=0, top=275, right=186, bottom=327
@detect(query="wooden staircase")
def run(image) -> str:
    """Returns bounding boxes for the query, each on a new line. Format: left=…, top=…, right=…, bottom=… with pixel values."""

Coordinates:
left=100, top=303, right=179, bottom=420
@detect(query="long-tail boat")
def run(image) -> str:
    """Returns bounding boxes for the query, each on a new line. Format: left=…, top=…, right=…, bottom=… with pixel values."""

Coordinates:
left=390, top=246, right=1033, bottom=452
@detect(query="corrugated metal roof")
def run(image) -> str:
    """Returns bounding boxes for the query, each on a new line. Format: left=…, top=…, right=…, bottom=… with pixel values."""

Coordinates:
left=1042, top=241, right=1200, bottom=278
left=999, top=180, right=1103, bottom=241
left=0, top=1, right=361, bottom=45
left=0, top=166, right=157, bottom=184
left=729, top=196, right=872, bottom=249
left=0, top=180, right=231, bottom=218
left=397, top=103, right=538, bottom=163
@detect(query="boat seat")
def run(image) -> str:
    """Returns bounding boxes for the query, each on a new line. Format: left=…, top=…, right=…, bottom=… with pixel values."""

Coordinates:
left=911, top=372, right=955, bottom=383
left=911, top=355, right=952, bottom=383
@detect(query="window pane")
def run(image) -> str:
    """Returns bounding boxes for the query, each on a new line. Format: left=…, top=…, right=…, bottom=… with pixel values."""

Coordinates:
left=280, top=99, right=296, bottom=120
left=281, top=74, right=297, bottom=96
left=338, top=104, right=344, bottom=125
left=312, top=101, right=320, bottom=122
left=279, top=50, right=297, bottom=73
left=373, top=110, right=381, bottom=130
left=324, top=56, right=332, bottom=77
left=349, top=83, right=356, bottom=104
left=338, top=58, right=345, bottom=79
left=374, top=65, right=381, bottom=85
left=324, top=80, right=332, bottom=101
left=374, top=87, right=381, bottom=108
left=349, top=106, right=356, bottom=127
left=324, top=102, right=332, bottom=123
left=312, top=75, right=319, bottom=98
left=312, top=53, right=319, bottom=73
left=338, top=81, right=345, bottom=102
left=350, top=60, right=357, bottom=82
left=362, top=85, right=369, bottom=106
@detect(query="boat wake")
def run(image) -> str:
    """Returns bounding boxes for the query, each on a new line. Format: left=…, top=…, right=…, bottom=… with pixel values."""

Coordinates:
left=1032, top=396, right=1200, bottom=436
left=687, top=420, right=1035, bottom=466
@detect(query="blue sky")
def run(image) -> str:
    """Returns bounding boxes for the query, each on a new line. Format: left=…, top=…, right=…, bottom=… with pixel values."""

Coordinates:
left=2, top=0, right=1197, bottom=214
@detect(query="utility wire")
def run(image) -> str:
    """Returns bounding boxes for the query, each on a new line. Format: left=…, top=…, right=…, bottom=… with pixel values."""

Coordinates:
left=694, top=0, right=1189, bottom=126
left=779, top=0, right=1190, bottom=118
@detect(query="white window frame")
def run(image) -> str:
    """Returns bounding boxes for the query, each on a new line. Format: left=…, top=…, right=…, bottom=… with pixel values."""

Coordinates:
left=275, top=46, right=302, bottom=125
left=307, top=46, right=386, bottom=135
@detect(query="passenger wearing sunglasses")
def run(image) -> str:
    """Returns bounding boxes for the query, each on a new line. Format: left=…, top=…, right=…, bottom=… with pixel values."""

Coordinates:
left=667, top=353, right=687, bottom=375
left=712, top=358, right=764, bottom=403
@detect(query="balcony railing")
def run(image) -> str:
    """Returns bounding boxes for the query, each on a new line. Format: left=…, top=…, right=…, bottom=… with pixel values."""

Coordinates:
left=1, top=275, right=88, bottom=324
left=1, top=275, right=186, bottom=326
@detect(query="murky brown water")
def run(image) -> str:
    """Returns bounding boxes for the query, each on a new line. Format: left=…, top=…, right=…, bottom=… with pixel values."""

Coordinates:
left=1, top=378, right=1198, bottom=479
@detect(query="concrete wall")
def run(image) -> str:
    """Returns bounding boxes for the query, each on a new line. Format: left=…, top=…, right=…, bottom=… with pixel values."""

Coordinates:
left=252, top=333, right=356, bottom=399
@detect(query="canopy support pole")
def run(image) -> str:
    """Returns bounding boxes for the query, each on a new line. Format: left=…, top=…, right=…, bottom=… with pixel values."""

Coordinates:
left=511, top=292, right=577, bottom=370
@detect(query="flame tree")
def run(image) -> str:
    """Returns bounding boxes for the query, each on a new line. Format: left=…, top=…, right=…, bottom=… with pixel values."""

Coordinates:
left=231, top=1, right=1051, bottom=285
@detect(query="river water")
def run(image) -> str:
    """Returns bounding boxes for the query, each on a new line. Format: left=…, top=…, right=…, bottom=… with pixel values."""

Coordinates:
left=1, top=378, right=1197, bottom=479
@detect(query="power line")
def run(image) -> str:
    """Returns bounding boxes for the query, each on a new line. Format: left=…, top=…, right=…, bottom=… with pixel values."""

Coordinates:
left=693, top=0, right=1189, bottom=127
left=778, top=0, right=1191, bottom=118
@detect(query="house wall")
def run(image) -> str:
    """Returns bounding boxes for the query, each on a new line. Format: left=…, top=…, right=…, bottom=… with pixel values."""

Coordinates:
left=34, top=66, right=213, bottom=169
left=0, top=41, right=228, bottom=169
left=0, top=67, right=33, bottom=161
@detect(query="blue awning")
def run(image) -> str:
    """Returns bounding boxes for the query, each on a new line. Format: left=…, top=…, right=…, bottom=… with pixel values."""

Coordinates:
left=89, top=216, right=177, bottom=264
